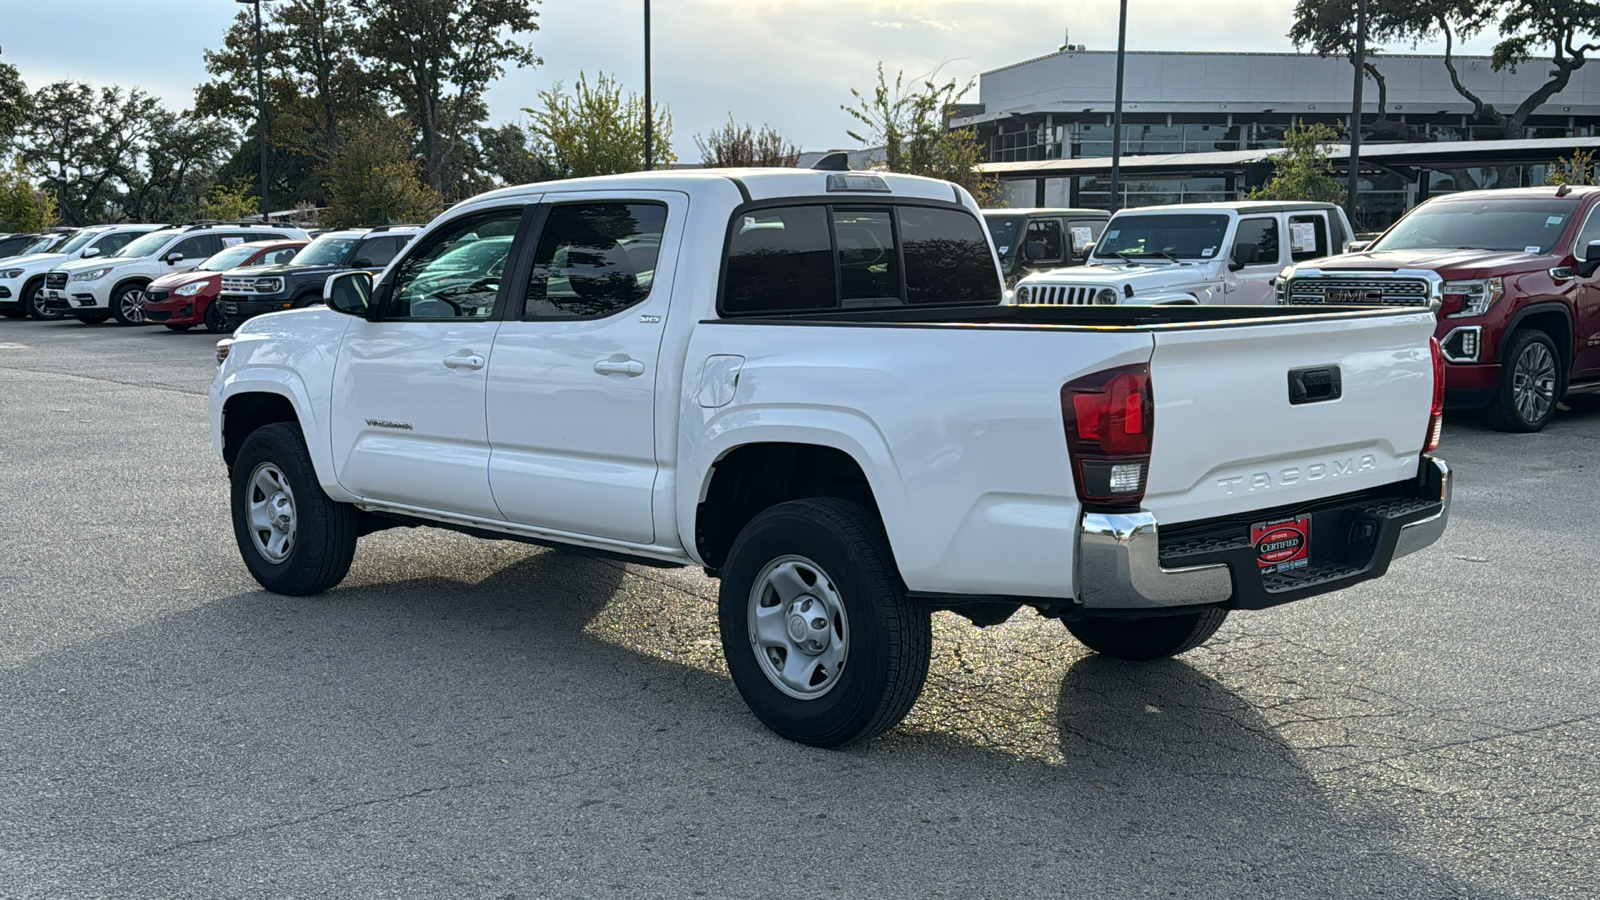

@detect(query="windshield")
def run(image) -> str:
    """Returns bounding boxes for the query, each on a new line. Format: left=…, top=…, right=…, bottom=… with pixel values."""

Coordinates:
left=20, top=234, right=62, bottom=255
left=111, top=230, right=178, bottom=259
left=55, top=231, right=96, bottom=254
left=291, top=236, right=358, bottom=267
left=1093, top=213, right=1229, bottom=260
left=198, top=244, right=268, bottom=272
left=983, top=215, right=1024, bottom=258
left=1372, top=198, right=1580, bottom=254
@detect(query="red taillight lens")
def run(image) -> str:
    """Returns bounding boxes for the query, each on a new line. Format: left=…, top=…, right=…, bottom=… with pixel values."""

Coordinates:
left=1062, top=364, right=1154, bottom=508
left=1425, top=336, right=1445, bottom=452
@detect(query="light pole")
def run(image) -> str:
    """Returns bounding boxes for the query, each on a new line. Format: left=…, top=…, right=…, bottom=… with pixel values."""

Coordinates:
left=1347, top=0, right=1368, bottom=229
left=1108, top=0, right=1128, bottom=211
left=236, top=0, right=271, bottom=220
left=643, top=0, right=653, bottom=171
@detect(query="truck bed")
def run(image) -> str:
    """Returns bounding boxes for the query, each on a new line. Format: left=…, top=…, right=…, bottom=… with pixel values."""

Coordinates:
left=705, top=303, right=1406, bottom=329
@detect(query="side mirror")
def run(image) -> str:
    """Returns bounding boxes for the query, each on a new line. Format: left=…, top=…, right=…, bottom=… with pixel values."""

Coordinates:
left=1580, top=240, right=1600, bottom=278
left=1343, top=239, right=1371, bottom=254
left=1021, top=241, right=1048, bottom=261
left=325, top=270, right=374, bottom=318
left=165, top=251, right=184, bottom=264
left=1229, top=241, right=1260, bottom=271
left=80, top=247, right=102, bottom=259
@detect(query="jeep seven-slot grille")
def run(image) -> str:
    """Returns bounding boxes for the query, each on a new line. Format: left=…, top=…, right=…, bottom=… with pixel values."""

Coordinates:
left=45, top=273, right=67, bottom=291
left=1286, top=277, right=1431, bottom=306
left=1015, top=284, right=1098, bottom=305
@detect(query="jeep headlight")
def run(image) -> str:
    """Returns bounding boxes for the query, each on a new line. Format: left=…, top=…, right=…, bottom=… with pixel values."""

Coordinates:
left=254, top=277, right=284, bottom=294
left=70, top=267, right=112, bottom=282
left=1015, top=286, right=1031, bottom=303
left=1442, top=277, right=1504, bottom=317
left=1096, top=288, right=1118, bottom=305
left=0, top=268, right=23, bottom=280
left=174, top=281, right=207, bottom=296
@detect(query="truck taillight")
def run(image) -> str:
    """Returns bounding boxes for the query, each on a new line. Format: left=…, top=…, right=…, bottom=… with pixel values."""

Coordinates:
left=1061, top=363, right=1153, bottom=509
left=1425, top=336, right=1445, bottom=452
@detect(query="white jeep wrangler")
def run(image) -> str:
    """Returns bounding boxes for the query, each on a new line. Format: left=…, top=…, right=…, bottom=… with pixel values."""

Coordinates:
left=1011, top=201, right=1353, bottom=307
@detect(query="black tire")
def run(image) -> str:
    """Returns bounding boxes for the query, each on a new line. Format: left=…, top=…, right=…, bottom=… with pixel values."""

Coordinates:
left=0, top=309, right=23, bottom=319
left=290, top=292, right=321, bottom=309
left=230, top=422, right=358, bottom=596
left=74, top=313, right=110, bottom=325
left=718, top=498, right=931, bottom=748
left=1063, top=608, right=1228, bottom=661
left=22, top=279, right=58, bottom=320
left=1484, top=328, right=1561, bottom=433
left=164, top=323, right=194, bottom=332
left=110, top=283, right=151, bottom=325
left=203, top=301, right=230, bottom=334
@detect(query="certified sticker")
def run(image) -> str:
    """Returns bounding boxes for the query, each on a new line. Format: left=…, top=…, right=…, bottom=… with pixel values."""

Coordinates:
left=1251, top=516, right=1311, bottom=574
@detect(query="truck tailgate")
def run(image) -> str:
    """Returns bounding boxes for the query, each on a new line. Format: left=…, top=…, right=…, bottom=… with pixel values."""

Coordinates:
left=1143, top=309, right=1437, bottom=526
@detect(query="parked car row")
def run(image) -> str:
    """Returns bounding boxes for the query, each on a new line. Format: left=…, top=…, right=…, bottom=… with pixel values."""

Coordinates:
left=1006, top=188, right=1600, bottom=433
left=0, top=223, right=418, bottom=333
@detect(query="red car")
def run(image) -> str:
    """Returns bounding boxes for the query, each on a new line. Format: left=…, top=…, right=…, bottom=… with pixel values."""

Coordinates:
left=144, top=239, right=307, bottom=333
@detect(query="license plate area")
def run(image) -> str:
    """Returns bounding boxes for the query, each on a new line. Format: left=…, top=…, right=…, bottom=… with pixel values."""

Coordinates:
left=1251, top=515, right=1311, bottom=574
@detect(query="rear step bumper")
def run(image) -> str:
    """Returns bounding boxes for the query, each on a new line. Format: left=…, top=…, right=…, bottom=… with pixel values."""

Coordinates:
left=1077, top=457, right=1450, bottom=611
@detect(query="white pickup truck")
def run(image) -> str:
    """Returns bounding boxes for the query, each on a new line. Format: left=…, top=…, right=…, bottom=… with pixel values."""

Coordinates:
left=1011, top=201, right=1354, bottom=307
left=211, top=169, right=1450, bottom=748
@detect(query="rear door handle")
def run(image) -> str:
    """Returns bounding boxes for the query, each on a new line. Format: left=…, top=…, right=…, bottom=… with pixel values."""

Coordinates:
left=443, top=353, right=485, bottom=370
left=594, top=357, right=645, bottom=377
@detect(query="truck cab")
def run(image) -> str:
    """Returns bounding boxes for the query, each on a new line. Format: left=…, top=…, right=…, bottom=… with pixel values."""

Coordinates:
left=981, top=208, right=1110, bottom=283
left=1011, top=201, right=1353, bottom=307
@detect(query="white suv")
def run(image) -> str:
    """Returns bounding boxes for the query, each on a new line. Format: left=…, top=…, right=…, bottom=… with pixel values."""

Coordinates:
left=0, top=224, right=167, bottom=320
left=44, top=224, right=310, bottom=325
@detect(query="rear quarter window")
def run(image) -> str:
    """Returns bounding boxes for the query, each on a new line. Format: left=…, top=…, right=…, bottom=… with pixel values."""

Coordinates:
left=721, top=206, right=837, bottom=314
left=900, top=206, right=1001, bottom=306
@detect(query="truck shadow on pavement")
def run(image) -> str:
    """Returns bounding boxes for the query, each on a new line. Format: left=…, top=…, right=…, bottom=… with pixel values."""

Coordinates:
left=2, top=545, right=1507, bottom=899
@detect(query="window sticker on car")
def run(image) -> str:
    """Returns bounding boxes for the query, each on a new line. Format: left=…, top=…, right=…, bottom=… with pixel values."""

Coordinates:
left=1070, top=225, right=1095, bottom=249
left=1201, top=248, right=1214, bottom=257
left=997, top=246, right=1009, bottom=254
left=1290, top=222, right=1318, bottom=253
left=1525, top=246, right=1541, bottom=253
left=1547, top=216, right=1565, bottom=226
left=221, top=237, right=244, bottom=247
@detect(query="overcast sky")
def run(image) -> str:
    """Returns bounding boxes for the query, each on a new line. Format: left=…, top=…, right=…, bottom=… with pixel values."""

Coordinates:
left=0, top=0, right=1506, bottom=155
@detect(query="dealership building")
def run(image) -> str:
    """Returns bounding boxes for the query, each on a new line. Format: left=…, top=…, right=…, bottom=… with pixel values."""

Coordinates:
left=953, top=50, right=1600, bottom=226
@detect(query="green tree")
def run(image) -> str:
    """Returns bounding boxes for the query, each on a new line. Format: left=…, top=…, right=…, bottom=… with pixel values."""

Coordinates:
left=353, top=0, right=541, bottom=199
left=199, top=181, right=262, bottom=221
left=321, top=117, right=441, bottom=227
left=0, top=52, right=28, bottom=154
left=1248, top=123, right=1347, bottom=205
left=20, top=82, right=168, bottom=224
left=479, top=121, right=567, bottom=185
left=0, top=157, right=57, bottom=231
left=1545, top=148, right=1598, bottom=185
left=695, top=116, right=801, bottom=167
left=1291, top=1, right=1600, bottom=142
left=526, top=72, right=674, bottom=178
left=843, top=65, right=996, bottom=204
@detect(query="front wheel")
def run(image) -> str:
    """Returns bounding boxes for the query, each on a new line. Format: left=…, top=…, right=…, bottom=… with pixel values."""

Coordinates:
left=23, top=280, right=60, bottom=320
left=1485, top=328, right=1561, bottom=432
left=203, top=300, right=230, bottom=334
left=1063, top=608, right=1229, bottom=661
left=110, top=283, right=150, bottom=325
left=230, top=422, right=358, bottom=595
left=719, top=498, right=931, bottom=748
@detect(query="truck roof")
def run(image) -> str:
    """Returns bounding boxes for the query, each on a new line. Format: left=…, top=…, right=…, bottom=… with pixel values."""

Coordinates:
left=466, top=168, right=974, bottom=209
left=1115, top=201, right=1344, bottom=215
left=981, top=207, right=1111, bottom=218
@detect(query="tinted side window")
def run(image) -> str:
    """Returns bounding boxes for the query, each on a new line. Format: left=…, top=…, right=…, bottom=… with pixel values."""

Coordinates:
left=1024, top=218, right=1064, bottom=262
left=1288, top=214, right=1329, bottom=261
left=900, top=206, right=1002, bottom=306
left=722, top=206, right=836, bottom=314
left=93, top=232, right=139, bottom=255
left=357, top=236, right=406, bottom=267
left=834, top=209, right=898, bottom=303
left=523, top=202, right=667, bottom=319
left=173, top=235, right=220, bottom=260
left=1574, top=205, right=1600, bottom=256
left=263, top=248, right=300, bottom=265
left=387, top=209, right=522, bottom=320
left=1234, top=217, right=1279, bottom=265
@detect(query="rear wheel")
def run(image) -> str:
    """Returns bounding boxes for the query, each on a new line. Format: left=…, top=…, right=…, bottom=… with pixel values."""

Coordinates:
left=22, top=279, right=59, bottom=320
left=230, top=422, right=358, bottom=595
left=1485, top=328, right=1560, bottom=433
left=1063, top=608, right=1229, bottom=661
left=719, top=498, right=931, bottom=748
left=203, top=301, right=230, bottom=334
left=110, top=283, right=150, bottom=325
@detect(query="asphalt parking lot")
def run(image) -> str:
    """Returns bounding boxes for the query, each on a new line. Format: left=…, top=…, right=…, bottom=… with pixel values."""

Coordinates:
left=1, top=317, right=1597, bottom=899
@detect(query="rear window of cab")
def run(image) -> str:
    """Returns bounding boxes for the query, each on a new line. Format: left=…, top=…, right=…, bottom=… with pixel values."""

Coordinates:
left=719, top=203, right=1002, bottom=315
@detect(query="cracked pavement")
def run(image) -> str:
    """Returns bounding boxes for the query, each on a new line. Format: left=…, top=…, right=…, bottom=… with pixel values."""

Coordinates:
left=1, top=319, right=1596, bottom=898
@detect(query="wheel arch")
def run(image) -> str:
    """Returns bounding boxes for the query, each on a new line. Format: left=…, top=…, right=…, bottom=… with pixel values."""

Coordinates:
left=215, top=377, right=350, bottom=501
left=1499, top=302, right=1574, bottom=378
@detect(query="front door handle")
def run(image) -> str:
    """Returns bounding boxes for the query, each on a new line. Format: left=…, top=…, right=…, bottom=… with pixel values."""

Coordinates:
left=443, top=353, right=485, bottom=370
left=594, top=356, right=646, bottom=377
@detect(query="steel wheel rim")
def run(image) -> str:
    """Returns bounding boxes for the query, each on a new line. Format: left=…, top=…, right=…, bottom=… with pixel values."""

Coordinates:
left=246, top=462, right=297, bottom=564
left=120, top=289, right=146, bottom=323
left=1512, top=341, right=1557, bottom=424
left=747, top=555, right=849, bottom=700
left=34, top=288, right=61, bottom=320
